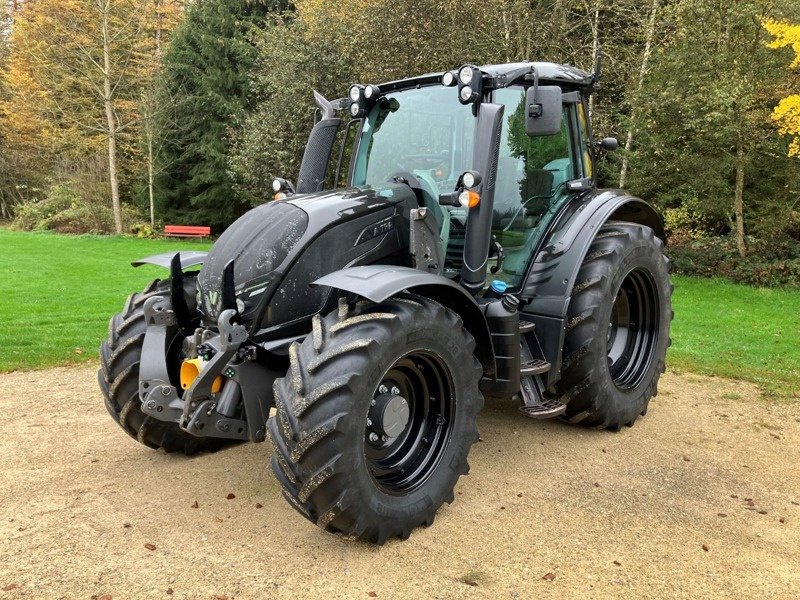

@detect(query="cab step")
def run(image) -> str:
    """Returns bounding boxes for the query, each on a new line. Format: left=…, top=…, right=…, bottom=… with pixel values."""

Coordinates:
left=519, top=397, right=567, bottom=419
left=520, top=359, right=550, bottom=376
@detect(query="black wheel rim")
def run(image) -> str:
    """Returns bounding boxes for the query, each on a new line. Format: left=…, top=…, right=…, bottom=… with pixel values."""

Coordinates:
left=606, top=268, right=660, bottom=390
left=364, top=351, right=455, bottom=496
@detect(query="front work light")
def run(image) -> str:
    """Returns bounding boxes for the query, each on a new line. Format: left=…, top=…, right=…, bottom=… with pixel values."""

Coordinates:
left=458, top=190, right=480, bottom=208
left=456, top=64, right=482, bottom=105
left=442, top=71, right=456, bottom=87
left=272, top=177, right=295, bottom=200
left=348, top=83, right=380, bottom=118
left=461, top=171, right=481, bottom=189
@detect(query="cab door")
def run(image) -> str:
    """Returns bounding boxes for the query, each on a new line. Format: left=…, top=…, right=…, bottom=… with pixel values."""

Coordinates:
left=488, top=86, right=584, bottom=289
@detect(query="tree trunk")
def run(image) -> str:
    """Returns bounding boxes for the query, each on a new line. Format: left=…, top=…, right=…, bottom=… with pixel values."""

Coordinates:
left=734, top=130, right=747, bottom=258
left=619, top=0, right=660, bottom=189
left=100, top=0, right=123, bottom=234
left=148, top=134, right=155, bottom=227
left=588, top=1, right=599, bottom=116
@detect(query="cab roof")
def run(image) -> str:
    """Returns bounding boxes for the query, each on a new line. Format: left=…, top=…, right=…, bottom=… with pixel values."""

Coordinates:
left=377, top=61, right=594, bottom=94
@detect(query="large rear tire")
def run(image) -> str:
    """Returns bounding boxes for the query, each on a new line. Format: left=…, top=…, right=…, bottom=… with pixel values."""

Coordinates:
left=267, top=295, right=484, bottom=544
left=98, top=278, right=231, bottom=454
left=555, top=222, right=672, bottom=430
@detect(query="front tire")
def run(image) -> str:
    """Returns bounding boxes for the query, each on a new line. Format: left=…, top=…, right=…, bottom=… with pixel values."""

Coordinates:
left=555, top=222, right=672, bottom=430
left=267, top=295, right=484, bottom=544
left=98, top=278, right=231, bottom=454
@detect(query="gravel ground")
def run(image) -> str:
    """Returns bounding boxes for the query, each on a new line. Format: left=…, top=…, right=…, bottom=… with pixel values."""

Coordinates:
left=0, top=366, right=798, bottom=600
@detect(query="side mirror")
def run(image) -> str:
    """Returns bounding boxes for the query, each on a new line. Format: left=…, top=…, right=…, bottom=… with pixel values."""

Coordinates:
left=596, top=137, right=618, bottom=151
left=525, top=85, right=562, bottom=136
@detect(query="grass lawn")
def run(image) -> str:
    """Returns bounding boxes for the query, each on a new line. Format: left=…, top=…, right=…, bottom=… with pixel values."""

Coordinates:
left=0, top=229, right=210, bottom=372
left=669, top=276, right=799, bottom=399
left=0, top=229, right=797, bottom=398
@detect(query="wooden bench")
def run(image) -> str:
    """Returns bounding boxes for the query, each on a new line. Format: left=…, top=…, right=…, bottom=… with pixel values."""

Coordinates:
left=164, top=225, right=211, bottom=238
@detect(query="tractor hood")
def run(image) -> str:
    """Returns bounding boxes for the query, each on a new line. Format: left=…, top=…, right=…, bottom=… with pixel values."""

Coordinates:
left=196, top=184, right=415, bottom=333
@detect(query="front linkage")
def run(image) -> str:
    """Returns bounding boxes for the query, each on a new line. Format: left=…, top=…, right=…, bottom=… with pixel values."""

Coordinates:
left=138, top=286, right=274, bottom=444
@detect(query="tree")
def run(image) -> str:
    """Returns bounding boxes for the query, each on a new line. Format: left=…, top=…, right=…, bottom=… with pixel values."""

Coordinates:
left=1, top=0, right=155, bottom=233
left=764, top=19, right=800, bottom=157
left=154, top=0, right=270, bottom=231
left=629, top=0, right=800, bottom=256
left=617, top=0, right=659, bottom=189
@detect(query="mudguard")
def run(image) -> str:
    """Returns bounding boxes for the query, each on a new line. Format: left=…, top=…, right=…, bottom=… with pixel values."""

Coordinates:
left=131, top=251, right=208, bottom=270
left=314, top=265, right=495, bottom=374
left=521, top=189, right=664, bottom=385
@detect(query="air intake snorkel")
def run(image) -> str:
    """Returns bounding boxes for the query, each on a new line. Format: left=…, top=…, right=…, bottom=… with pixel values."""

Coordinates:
left=296, top=91, right=341, bottom=194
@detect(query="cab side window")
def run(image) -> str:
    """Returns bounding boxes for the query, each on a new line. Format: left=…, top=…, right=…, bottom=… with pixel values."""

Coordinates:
left=576, top=102, right=593, bottom=180
left=490, top=87, right=576, bottom=287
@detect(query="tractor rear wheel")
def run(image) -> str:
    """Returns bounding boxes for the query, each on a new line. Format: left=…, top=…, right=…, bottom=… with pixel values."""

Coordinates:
left=98, top=278, right=230, bottom=454
left=556, top=222, right=672, bottom=430
left=267, top=295, right=484, bottom=544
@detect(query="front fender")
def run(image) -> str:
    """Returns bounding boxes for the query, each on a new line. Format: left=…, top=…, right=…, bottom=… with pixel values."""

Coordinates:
left=131, top=250, right=208, bottom=270
left=314, top=266, right=495, bottom=375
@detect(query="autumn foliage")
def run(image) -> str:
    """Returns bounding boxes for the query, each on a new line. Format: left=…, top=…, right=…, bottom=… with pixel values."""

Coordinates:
left=764, top=19, right=800, bottom=157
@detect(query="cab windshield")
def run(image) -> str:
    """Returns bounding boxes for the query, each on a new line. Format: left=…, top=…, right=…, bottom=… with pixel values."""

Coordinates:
left=351, top=86, right=474, bottom=195
left=350, top=84, right=576, bottom=290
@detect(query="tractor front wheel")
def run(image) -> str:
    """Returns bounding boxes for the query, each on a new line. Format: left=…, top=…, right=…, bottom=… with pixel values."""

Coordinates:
left=556, top=222, right=672, bottom=430
left=267, top=295, right=484, bottom=544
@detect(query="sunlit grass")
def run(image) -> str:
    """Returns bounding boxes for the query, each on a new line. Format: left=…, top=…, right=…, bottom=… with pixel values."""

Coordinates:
left=668, top=276, right=799, bottom=399
left=0, top=229, right=210, bottom=372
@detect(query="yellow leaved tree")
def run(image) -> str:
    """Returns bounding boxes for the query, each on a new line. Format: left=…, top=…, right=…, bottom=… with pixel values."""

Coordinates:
left=764, top=19, right=800, bottom=157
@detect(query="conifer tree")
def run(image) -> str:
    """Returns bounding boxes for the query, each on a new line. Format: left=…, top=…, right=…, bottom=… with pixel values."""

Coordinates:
left=155, top=0, right=270, bottom=231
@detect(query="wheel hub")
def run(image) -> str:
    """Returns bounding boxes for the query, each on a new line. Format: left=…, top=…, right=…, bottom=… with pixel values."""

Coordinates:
left=369, top=392, right=410, bottom=440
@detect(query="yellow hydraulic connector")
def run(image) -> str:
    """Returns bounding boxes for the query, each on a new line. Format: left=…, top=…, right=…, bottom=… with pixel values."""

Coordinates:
left=180, top=358, right=223, bottom=393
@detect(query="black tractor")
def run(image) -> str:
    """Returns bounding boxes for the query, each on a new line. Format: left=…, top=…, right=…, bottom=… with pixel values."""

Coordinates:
left=99, top=59, right=672, bottom=544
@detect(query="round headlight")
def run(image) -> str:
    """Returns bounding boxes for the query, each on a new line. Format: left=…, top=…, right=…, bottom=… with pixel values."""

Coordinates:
left=459, top=86, right=474, bottom=102
left=458, top=66, right=473, bottom=85
left=364, top=85, right=378, bottom=99
left=349, top=85, right=361, bottom=102
left=350, top=103, right=361, bottom=117
left=272, top=179, right=282, bottom=192
left=442, top=71, right=455, bottom=87
left=462, top=172, right=476, bottom=188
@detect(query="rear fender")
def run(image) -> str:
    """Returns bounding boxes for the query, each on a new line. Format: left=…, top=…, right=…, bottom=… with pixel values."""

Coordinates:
left=522, top=189, right=664, bottom=385
left=314, top=266, right=495, bottom=375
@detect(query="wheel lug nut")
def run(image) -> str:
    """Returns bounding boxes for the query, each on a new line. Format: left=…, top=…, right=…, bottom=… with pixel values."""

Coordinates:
left=378, top=385, right=388, bottom=394
left=369, top=432, right=379, bottom=443
left=391, top=386, right=400, bottom=395
left=366, top=418, right=372, bottom=426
